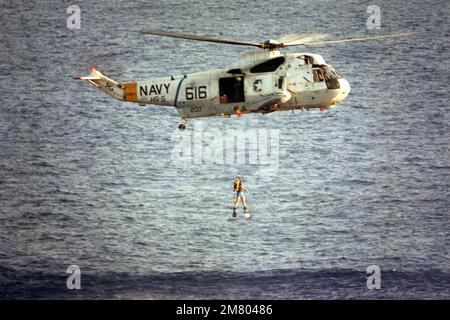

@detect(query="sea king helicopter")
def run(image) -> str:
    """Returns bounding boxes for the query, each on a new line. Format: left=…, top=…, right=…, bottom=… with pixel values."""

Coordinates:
left=76, top=30, right=420, bottom=130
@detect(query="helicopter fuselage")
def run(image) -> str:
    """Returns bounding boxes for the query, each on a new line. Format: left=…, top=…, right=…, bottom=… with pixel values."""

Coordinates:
left=79, top=50, right=350, bottom=121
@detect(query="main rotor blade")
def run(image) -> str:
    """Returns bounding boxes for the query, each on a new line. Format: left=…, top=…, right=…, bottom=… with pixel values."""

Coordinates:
left=292, top=31, right=422, bottom=46
left=135, top=29, right=262, bottom=48
left=277, top=33, right=329, bottom=46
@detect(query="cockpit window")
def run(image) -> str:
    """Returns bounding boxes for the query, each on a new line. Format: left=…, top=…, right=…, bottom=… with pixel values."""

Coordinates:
left=332, top=68, right=342, bottom=78
left=313, top=69, right=324, bottom=82
left=322, top=67, right=336, bottom=81
left=324, top=65, right=342, bottom=79
left=297, top=55, right=314, bottom=65
left=320, top=65, right=341, bottom=89
left=250, top=57, right=285, bottom=73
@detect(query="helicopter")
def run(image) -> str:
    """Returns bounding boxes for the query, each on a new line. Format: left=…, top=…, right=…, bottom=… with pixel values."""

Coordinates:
left=75, top=30, right=420, bottom=130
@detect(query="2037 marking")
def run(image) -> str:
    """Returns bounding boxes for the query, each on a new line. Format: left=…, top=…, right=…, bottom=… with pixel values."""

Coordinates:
left=190, top=106, right=202, bottom=113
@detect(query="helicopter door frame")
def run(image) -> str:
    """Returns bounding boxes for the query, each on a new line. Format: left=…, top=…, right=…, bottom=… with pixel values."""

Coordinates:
left=219, top=76, right=245, bottom=104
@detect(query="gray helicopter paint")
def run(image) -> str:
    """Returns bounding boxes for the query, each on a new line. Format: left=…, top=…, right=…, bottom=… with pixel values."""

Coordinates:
left=79, top=50, right=350, bottom=119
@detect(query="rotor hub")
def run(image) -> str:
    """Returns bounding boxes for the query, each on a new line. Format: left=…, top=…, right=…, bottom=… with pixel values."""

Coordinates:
left=260, top=39, right=283, bottom=50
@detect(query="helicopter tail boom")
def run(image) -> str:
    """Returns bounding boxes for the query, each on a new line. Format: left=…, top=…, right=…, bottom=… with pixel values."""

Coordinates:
left=75, top=68, right=126, bottom=101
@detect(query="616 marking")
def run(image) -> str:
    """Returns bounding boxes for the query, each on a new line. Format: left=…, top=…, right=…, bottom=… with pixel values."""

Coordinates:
left=186, top=86, right=207, bottom=100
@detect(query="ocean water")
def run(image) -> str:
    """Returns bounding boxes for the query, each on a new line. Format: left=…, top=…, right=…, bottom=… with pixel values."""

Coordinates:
left=0, top=0, right=449, bottom=299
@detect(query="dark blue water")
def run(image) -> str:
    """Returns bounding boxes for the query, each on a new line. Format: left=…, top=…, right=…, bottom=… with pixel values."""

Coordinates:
left=0, top=0, right=449, bottom=299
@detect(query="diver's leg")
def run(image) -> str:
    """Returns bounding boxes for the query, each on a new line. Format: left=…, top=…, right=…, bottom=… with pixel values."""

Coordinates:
left=242, top=196, right=248, bottom=212
left=233, top=195, right=240, bottom=217
left=235, top=196, right=241, bottom=208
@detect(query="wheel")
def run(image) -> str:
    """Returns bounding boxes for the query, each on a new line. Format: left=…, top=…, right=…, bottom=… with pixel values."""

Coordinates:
left=178, top=123, right=186, bottom=130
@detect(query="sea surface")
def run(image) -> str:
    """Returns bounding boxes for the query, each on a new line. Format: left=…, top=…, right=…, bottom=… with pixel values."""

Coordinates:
left=0, top=0, right=449, bottom=299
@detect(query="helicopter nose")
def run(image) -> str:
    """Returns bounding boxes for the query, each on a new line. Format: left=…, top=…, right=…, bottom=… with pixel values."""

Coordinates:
left=337, top=78, right=351, bottom=102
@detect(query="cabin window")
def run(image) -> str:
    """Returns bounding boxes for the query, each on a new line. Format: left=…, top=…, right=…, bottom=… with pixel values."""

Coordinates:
left=277, top=77, right=284, bottom=89
left=219, top=76, right=245, bottom=103
left=250, top=57, right=285, bottom=73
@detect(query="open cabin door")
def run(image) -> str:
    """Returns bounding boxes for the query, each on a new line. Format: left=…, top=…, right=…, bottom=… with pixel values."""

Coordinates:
left=218, top=76, right=245, bottom=104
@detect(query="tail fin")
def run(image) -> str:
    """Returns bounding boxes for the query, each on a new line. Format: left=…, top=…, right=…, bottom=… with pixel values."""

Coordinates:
left=74, top=67, right=103, bottom=83
left=75, top=67, right=124, bottom=100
